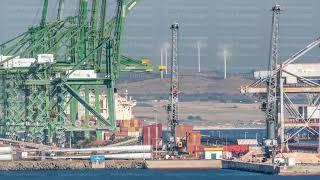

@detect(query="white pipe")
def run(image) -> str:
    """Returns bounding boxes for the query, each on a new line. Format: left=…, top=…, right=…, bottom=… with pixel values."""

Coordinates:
left=47, top=145, right=152, bottom=153
left=42, top=153, right=152, bottom=160
left=106, top=153, right=152, bottom=160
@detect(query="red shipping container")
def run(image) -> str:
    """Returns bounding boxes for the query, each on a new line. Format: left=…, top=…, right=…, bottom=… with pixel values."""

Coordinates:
left=175, top=124, right=193, bottom=139
left=96, top=140, right=105, bottom=145
left=187, top=131, right=201, bottom=146
left=143, top=124, right=162, bottom=149
left=104, top=132, right=113, bottom=137
left=115, top=132, right=128, bottom=137
left=187, top=145, right=204, bottom=154
left=194, top=152, right=202, bottom=159
left=223, top=145, right=249, bottom=153
left=120, top=127, right=128, bottom=132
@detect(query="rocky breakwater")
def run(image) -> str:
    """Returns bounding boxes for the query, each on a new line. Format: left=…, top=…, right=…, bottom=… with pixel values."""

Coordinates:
left=0, top=160, right=91, bottom=171
left=105, top=160, right=146, bottom=169
left=0, top=160, right=147, bottom=171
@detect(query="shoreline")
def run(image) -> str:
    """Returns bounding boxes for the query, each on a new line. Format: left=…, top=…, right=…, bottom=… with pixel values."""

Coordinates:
left=1, top=159, right=319, bottom=176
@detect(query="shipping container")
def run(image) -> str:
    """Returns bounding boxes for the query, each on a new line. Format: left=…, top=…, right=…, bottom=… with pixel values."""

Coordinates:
left=37, top=54, right=54, bottom=64
left=16, top=151, right=28, bottom=159
left=194, top=151, right=202, bottom=159
left=205, top=151, right=222, bottom=160
left=223, top=145, right=249, bottom=153
left=187, top=145, right=204, bottom=154
left=187, top=131, right=201, bottom=146
left=120, top=127, right=128, bottom=132
left=104, top=131, right=129, bottom=140
left=175, top=124, right=193, bottom=139
left=143, top=124, right=162, bottom=149
left=204, top=145, right=249, bottom=153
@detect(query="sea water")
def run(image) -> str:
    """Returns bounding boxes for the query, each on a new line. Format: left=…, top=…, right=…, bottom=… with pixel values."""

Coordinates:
left=0, top=169, right=318, bottom=180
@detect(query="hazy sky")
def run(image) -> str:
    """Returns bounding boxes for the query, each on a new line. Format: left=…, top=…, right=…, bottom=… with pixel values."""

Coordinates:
left=0, top=0, right=320, bottom=72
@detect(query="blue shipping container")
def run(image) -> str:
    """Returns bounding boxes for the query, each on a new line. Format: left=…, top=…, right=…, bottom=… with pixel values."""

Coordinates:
left=90, top=155, right=105, bottom=162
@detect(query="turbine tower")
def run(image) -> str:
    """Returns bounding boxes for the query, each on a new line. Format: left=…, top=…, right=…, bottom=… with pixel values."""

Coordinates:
left=222, top=48, right=232, bottom=79
left=197, top=41, right=201, bottom=73
left=160, top=48, right=164, bottom=79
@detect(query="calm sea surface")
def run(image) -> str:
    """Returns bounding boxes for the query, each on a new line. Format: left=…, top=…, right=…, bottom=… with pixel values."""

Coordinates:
left=0, top=169, right=318, bottom=180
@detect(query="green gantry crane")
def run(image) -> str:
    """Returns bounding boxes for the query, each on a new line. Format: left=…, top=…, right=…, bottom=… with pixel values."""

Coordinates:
left=0, top=0, right=161, bottom=147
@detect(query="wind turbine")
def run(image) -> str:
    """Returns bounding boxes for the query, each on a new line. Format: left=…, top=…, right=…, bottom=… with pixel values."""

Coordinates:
left=160, top=48, right=164, bottom=79
left=197, top=41, right=201, bottom=73
left=163, top=42, right=170, bottom=75
left=223, top=49, right=232, bottom=79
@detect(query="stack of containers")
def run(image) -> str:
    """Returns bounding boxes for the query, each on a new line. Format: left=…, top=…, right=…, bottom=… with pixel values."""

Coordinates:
left=143, top=124, right=162, bottom=149
left=104, top=131, right=129, bottom=140
left=175, top=124, right=193, bottom=141
left=117, top=119, right=141, bottom=137
left=187, top=131, right=203, bottom=159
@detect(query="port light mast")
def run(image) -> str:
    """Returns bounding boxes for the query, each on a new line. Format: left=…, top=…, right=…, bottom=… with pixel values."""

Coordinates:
left=265, top=4, right=281, bottom=151
left=167, top=23, right=180, bottom=154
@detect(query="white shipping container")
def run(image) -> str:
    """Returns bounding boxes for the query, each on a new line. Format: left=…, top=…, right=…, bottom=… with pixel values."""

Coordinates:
left=68, top=70, right=97, bottom=79
left=285, top=76, right=298, bottom=84
left=128, top=131, right=140, bottom=137
left=205, top=151, right=223, bottom=160
left=283, top=64, right=320, bottom=78
left=300, top=106, right=320, bottom=119
left=37, top=54, right=54, bottom=64
left=13, top=58, right=36, bottom=64
left=286, top=158, right=296, bottom=167
left=254, top=71, right=269, bottom=79
left=1, top=56, right=20, bottom=69
left=307, top=106, right=320, bottom=119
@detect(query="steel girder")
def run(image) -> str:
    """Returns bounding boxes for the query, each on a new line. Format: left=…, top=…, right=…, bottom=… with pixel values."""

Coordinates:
left=0, top=0, right=160, bottom=146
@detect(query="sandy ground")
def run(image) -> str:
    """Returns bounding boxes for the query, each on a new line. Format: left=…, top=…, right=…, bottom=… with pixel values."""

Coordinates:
left=280, top=153, right=320, bottom=164
left=133, top=101, right=265, bottom=129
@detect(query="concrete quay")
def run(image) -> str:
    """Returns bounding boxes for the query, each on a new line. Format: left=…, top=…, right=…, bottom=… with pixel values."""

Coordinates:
left=146, top=160, right=222, bottom=170
left=279, top=165, right=320, bottom=176
left=222, top=160, right=280, bottom=174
